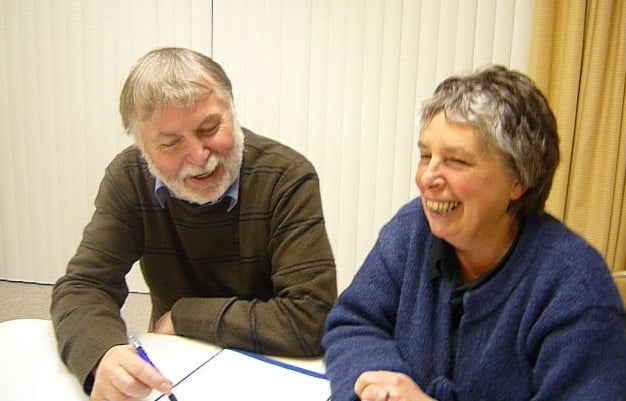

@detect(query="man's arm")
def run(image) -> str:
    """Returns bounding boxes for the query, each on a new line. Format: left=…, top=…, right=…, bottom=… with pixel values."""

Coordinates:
left=51, top=153, right=144, bottom=390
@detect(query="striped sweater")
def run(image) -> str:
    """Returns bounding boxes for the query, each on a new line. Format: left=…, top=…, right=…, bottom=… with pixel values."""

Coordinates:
left=51, top=129, right=337, bottom=390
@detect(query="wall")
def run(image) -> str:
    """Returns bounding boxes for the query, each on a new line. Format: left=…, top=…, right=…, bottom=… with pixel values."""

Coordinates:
left=213, top=0, right=534, bottom=290
left=0, top=0, right=534, bottom=292
left=0, top=0, right=213, bottom=291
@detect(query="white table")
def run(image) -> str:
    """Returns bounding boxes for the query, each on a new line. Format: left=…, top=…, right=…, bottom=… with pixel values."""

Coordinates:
left=0, top=318, right=87, bottom=400
left=0, top=319, right=328, bottom=400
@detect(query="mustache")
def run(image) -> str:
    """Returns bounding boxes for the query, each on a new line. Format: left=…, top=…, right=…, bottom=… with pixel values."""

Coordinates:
left=176, top=155, right=221, bottom=180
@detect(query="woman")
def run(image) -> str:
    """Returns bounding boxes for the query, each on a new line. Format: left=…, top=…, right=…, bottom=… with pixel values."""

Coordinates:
left=322, top=65, right=626, bottom=401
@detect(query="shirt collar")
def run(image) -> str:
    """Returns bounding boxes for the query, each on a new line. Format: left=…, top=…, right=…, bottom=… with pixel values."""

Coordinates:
left=154, top=176, right=240, bottom=211
left=428, top=237, right=458, bottom=282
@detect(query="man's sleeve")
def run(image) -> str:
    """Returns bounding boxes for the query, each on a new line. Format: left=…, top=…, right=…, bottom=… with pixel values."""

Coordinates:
left=50, top=160, right=142, bottom=390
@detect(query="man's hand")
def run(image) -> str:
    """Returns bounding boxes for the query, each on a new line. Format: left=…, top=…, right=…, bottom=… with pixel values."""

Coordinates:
left=355, top=371, right=436, bottom=401
left=90, top=344, right=173, bottom=401
left=153, top=311, right=176, bottom=335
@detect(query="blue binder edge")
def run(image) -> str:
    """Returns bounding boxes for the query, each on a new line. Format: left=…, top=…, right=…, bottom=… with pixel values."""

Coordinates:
left=156, top=348, right=330, bottom=401
left=231, top=349, right=328, bottom=380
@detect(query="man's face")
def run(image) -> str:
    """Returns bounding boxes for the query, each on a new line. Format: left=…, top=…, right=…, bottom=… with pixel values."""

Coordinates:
left=138, top=93, right=244, bottom=205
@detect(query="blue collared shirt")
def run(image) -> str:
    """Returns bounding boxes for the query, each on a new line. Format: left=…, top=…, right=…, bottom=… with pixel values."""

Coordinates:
left=154, top=176, right=240, bottom=211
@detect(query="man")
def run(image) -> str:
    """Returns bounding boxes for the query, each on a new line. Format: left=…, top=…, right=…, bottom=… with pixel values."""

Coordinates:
left=51, top=47, right=337, bottom=401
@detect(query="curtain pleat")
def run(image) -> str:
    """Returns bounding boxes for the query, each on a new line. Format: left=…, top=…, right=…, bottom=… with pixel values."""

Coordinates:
left=529, top=0, right=626, bottom=272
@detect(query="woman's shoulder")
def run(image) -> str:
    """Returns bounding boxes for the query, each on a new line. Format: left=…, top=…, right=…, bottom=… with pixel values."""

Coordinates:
left=382, top=198, right=428, bottom=234
left=375, top=198, right=432, bottom=255
left=520, top=214, right=620, bottom=310
left=524, top=214, right=606, bottom=270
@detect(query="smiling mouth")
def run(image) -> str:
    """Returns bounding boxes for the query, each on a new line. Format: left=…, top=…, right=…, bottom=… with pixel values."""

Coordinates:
left=425, top=199, right=460, bottom=214
left=192, top=171, right=213, bottom=179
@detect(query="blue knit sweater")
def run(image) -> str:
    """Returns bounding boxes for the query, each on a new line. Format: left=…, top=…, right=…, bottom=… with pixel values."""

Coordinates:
left=322, top=198, right=626, bottom=401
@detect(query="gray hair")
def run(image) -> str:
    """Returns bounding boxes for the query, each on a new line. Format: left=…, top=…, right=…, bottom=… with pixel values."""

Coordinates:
left=119, top=47, right=233, bottom=138
left=419, top=65, right=560, bottom=218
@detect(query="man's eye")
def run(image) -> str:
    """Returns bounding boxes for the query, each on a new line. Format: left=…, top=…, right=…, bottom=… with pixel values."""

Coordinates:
left=418, top=155, right=431, bottom=164
left=161, top=139, right=180, bottom=148
left=198, top=125, right=218, bottom=135
left=447, top=158, right=468, bottom=166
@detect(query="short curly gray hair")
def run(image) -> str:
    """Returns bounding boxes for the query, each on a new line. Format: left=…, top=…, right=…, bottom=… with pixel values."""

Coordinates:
left=419, top=65, right=560, bottom=218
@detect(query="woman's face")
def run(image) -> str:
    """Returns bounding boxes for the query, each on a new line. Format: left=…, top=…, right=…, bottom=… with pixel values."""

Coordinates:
left=415, top=112, right=524, bottom=252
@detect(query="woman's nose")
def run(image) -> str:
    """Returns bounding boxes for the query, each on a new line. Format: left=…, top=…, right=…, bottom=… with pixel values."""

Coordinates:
left=417, top=158, right=443, bottom=189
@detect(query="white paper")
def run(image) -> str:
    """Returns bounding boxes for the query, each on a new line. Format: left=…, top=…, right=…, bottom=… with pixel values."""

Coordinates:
left=155, top=349, right=331, bottom=401
left=135, top=333, right=222, bottom=401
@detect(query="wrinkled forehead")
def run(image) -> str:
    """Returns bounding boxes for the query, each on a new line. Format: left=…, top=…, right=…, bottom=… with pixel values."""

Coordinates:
left=420, top=109, right=500, bottom=155
left=156, top=91, right=230, bottom=119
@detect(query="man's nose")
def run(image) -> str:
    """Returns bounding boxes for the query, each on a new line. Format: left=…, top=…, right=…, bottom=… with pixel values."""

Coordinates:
left=186, top=136, right=210, bottom=165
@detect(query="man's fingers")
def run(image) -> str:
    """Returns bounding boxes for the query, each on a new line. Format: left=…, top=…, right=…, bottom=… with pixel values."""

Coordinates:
left=91, top=356, right=151, bottom=401
left=107, top=363, right=155, bottom=398
left=92, top=344, right=173, bottom=400
left=123, top=351, right=173, bottom=395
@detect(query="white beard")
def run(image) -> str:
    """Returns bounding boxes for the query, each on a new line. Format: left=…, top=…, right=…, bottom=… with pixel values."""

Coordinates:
left=143, top=120, right=244, bottom=205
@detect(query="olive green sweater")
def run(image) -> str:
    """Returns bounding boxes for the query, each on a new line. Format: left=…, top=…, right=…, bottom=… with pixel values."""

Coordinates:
left=51, top=129, right=337, bottom=390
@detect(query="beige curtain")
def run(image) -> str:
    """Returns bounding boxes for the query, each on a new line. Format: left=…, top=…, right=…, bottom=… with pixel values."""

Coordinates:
left=528, top=0, right=626, bottom=273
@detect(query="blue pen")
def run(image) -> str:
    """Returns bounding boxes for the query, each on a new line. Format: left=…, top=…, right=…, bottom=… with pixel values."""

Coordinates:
left=129, top=335, right=179, bottom=401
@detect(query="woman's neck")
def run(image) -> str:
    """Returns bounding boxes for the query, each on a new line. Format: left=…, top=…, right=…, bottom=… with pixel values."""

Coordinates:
left=455, top=220, right=520, bottom=283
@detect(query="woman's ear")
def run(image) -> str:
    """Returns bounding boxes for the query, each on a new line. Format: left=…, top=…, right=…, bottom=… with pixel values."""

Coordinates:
left=510, top=180, right=526, bottom=202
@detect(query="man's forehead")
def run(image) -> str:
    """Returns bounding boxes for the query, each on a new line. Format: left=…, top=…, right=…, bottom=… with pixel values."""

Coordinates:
left=140, top=98, right=229, bottom=138
left=154, top=94, right=226, bottom=119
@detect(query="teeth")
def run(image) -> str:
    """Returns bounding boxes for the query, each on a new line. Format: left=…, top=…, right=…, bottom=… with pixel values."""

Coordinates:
left=425, top=199, right=459, bottom=214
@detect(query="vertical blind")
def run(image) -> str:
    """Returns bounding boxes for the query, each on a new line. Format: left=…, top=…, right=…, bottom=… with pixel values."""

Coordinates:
left=0, top=0, right=534, bottom=293
left=0, top=0, right=213, bottom=290
left=213, top=0, right=534, bottom=290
